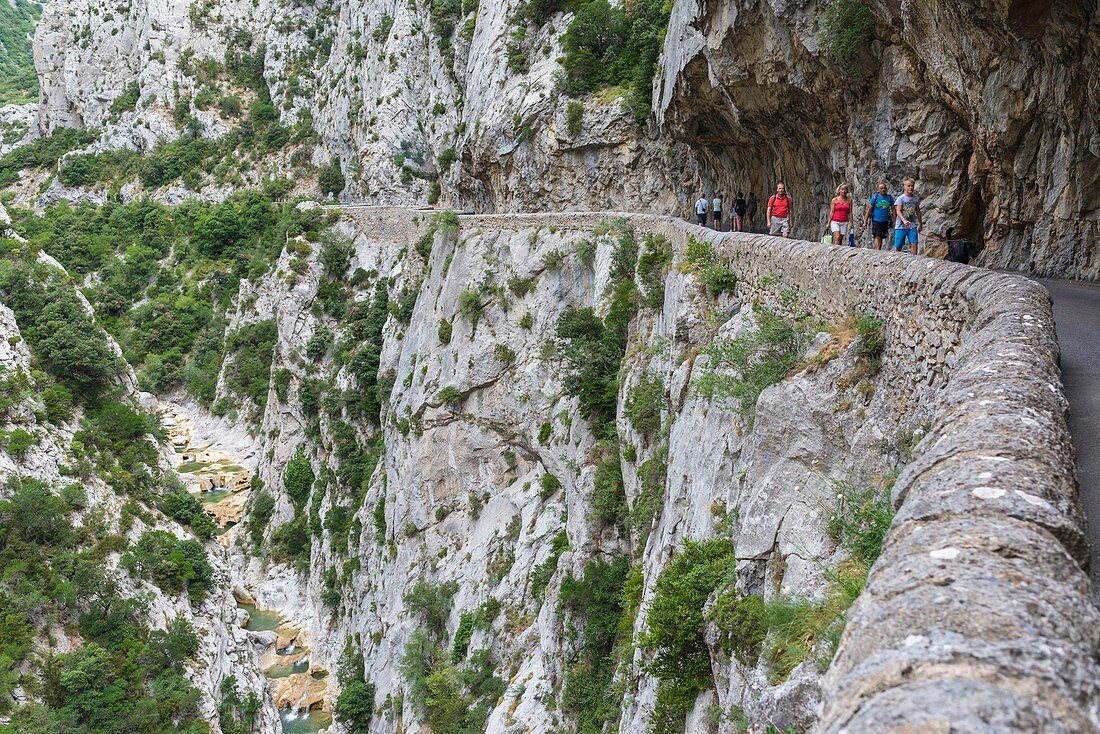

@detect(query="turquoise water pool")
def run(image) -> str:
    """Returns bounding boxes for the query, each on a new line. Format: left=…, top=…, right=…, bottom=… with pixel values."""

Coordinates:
left=265, top=659, right=309, bottom=679
left=200, top=489, right=231, bottom=504
left=280, top=708, right=331, bottom=733
left=239, top=604, right=284, bottom=633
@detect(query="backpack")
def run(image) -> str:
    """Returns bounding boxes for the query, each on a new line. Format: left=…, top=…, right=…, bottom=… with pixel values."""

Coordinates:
left=947, top=238, right=978, bottom=264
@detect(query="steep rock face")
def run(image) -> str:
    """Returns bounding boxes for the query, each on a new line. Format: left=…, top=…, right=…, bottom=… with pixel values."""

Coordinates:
left=214, top=209, right=923, bottom=733
left=0, top=300, right=280, bottom=733
left=656, top=0, right=1099, bottom=277
left=32, top=0, right=1098, bottom=277
left=32, top=0, right=694, bottom=210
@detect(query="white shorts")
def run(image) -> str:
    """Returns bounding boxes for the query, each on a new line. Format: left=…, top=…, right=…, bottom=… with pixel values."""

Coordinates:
left=769, top=217, right=790, bottom=236
left=830, top=221, right=849, bottom=235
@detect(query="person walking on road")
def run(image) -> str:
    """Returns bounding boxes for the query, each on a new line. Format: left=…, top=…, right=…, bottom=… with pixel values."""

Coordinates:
left=712, top=194, right=723, bottom=230
left=893, top=178, right=922, bottom=254
left=746, top=192, right=758, bottom=232
left=864, top=182, right=894, bottom=250
left=733, top=192, right=747, bottom=232
left=767, top=183, right=793, bottom=238
left=827, top=183, right=854, bottom=245
left=695, top=194, right=709, bottom=226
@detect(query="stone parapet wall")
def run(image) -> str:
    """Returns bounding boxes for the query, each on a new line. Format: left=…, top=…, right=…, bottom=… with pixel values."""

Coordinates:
left=338, top=207, right=1099, bottom=731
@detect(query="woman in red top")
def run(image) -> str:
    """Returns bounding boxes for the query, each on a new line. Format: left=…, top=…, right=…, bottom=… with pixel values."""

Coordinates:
left=827, top=183, right=854, bottom=245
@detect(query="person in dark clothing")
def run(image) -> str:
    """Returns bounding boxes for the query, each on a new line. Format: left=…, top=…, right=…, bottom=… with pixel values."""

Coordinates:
left=733, top=192, right=747, bottom=231
left=745, top=193, right=758, bottom=231
left=937, top=227, right=982, bottom=264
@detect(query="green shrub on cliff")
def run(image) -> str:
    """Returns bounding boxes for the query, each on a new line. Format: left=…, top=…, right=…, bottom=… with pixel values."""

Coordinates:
left=560, top=555, right=630, bottom=733
left=694, top=307, right=813, bottom=423
left=641, top=539, right=735, bottom=734
left=283, top=446, right=315, bottom=508
left=222, top=320, right=278, bottom=409
left=122, top=530, right=214, bottom=603
left=0, top=0, right=41, bottom=105
left=820, top=0, right=875, bottom=63
left=558, top=0, right=673, bottom=124
left=335, top=679, right=377, bottom=733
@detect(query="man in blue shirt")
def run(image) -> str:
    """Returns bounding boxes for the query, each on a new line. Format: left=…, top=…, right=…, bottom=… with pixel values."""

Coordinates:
left=863, top=181, right=894, bottom=251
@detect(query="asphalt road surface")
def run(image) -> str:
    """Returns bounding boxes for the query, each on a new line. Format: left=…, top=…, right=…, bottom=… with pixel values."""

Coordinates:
left=1040, top=278, right=1100, bottom=582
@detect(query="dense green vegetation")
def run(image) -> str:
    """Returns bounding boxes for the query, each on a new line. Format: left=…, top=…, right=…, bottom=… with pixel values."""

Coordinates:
left=122, top=530, right=215, bottom=603
left=222, top=320, right=278, bottom=411
left=0, top=0, right=42, bottom=105
left=0, top=476, right=209, bottom=731
left=695, top=306, right=814, bottom=423
left=560, top=556, right=631, bottom=734
left=820, top=0, right=875, bottom=62
left=0, top=129, right=100, bottom=187
left=555, top=225, right=639, bottom=439
left=0, top=32, right=319, bottom=195
left=680, top=237, right=736, bottom=297
left=0, top=245, right=121, bottom=398
left=400, top=580, right=506, bottom=734
left=641, top=539, right=734, bottom=734
left=7, top=194, right=335, bottom=408
left=334, top=646, right=376, bottom=734
left=558, top=0, right=673, bottom=123
left=283, top=447, right=315, bottom=509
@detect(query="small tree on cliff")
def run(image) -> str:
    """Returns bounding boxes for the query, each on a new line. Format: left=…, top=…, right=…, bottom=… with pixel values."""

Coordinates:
left=319, top=158, right=346, bottom=199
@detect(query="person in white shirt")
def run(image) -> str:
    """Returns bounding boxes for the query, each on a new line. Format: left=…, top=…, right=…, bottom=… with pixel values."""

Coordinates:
left=695, top=195, right=709, bottom=226
left=711, top=195, right=723, bottom=230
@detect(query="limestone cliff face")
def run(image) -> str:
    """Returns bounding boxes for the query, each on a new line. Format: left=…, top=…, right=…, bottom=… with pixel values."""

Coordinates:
left=656, top=0, right=1100, bottom=278
left=205, top=209, right=942, bottom=733
left=31, top=0, right=1100, bottom=277
left=0, top=299, right=279, bottom=732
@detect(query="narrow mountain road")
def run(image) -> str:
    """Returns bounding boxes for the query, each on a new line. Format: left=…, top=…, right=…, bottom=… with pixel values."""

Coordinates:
left=1040, top=278, right=1100, bottom=583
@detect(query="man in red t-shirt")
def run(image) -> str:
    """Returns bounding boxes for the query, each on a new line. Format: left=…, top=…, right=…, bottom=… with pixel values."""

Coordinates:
left=767, top=183, right=793, bottom=238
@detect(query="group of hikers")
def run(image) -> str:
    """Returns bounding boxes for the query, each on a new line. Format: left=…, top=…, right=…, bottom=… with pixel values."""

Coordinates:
left=692, top=178, right=968, bottom=259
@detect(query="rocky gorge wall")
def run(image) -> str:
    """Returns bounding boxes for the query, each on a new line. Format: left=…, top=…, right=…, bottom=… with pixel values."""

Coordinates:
left=23, top=0, right=1099, bottom=278
left=0, top=261, right=280, bottom=730
left=208, top=206, right=1098, bottom=733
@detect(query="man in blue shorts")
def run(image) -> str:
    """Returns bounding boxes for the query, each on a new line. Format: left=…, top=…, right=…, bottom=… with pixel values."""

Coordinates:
left=893, top=178, right=922, bottom=255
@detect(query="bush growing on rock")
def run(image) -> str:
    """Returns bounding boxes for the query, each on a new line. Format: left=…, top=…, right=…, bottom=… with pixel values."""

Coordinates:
left=307, top=326, right=333, bottom=360
left=283, top=447, right=315, bottom=508
left=5, top=428, right=34, bottom=455
left=695, top=308, right=813, bottom=423
left=560, top=556, right=630, bottom=733
left=222, top=320, right=278, bottom=409
left=122, top=530, right=214, bottom=603
left=437, top=386, right=463, bottom=406
left=219, top=676, right=262, bottom=734
left=320, top=232, right=355, bottom=277
left=318, top=158, right=346, bottom=198
left=160, top=486, right=217, bottom=539
left=558, top=0, right=672, bottom=123
left=247, top=489, right=276, bottom=547
left=854, top=313, right=884, bottom=376
left=820, top=0, right=875, bottom=62
left=625, top=372, right=663, bottom=435
left=335, top=679, right=377, bottom=733
left=566, top=100, right=585, bottom=137
left=642, top=539, right=735, bottom=734
left=681, top=237, right=736, bottom=297
left=438, top=318, right=453, bottom=344
left=637, top=234, right=673, bottom=308
left=591, top=445, right=627, bottom=529
left=405, top=581, right=458, bottom=638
